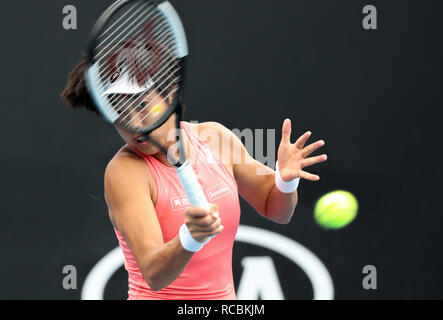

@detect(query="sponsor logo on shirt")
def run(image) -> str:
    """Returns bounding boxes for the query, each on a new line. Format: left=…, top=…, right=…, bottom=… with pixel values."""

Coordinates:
left=169, top=182, right=230, bottom=211
left=170, top=196, right=192, bottom=211
left=206, top=182, right=230, bottom=201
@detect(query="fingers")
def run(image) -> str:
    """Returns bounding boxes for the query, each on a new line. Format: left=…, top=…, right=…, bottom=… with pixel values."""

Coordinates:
left=185, top=207, right=218, bottom=226
left=185, top=203, right=218, bottom=219
left=295, top=131, right=311, bottom=150
left=299, top=170, right=320, bottom=181
left=283, top=128, right=326, bottom=182
left=301, top=154, right=328, bottom=168
left=281, top=118, right=292, bottom=145
left=185, top=206, right=211, bottom=218
left=185, top=203, right=224, bottom=241
left=191, top=216, right=222, bottom=233
left=299, top=137, right=326, bottom=181
left=191, top=225, right=224, bottom=243
left=208, top=203, right=219, bottom=219
left=301, top=139, right=325, bottom=158
left=293, top=129, right=325, bottom=158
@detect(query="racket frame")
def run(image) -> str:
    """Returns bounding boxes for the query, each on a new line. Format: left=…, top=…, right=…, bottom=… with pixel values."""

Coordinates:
left=85, top=0, right=210, bottom=211
left=85, top=0, right=185, bottom=139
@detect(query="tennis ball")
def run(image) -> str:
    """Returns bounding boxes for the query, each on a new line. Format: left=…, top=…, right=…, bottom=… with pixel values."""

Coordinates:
left=314, top=190, right=358, bottom=229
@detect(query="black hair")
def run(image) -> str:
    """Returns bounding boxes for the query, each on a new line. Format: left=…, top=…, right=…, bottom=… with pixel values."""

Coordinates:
left=60, top=57, right=185, bottom=119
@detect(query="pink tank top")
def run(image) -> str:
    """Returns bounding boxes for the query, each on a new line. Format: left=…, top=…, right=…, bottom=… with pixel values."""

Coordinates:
left=114, top=122, right=241, bottom=300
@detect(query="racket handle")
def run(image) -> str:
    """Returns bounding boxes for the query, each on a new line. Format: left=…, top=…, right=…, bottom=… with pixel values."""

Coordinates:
left=176, top=161, right=209, bottom=210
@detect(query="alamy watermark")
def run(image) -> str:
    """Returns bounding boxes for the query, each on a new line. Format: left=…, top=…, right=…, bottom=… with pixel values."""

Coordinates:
left=62, top=5, right=77, bottom=30
left=62, top=4, right=378, bottom=32
left=164, top=121, right=277, bottom=175
left=362, top=5, right=377, bottom=30
left=62, top=265, right=77, bottom=290
left=362, top=265, right=377, bottom=290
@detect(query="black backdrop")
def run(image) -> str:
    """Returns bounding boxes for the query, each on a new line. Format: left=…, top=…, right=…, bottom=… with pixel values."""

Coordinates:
left=1, top=0, right=442, bottom=299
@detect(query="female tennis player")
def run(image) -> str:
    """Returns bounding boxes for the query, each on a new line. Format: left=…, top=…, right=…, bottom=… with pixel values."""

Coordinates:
left=61, top=60, right=327, bottom=300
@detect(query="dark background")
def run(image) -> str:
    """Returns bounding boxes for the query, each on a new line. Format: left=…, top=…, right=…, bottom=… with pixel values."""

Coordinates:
left=1, top=0, right=442, bottom=299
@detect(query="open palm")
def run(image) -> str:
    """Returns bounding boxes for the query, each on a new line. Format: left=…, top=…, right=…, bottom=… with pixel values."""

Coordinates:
left=277, top=118, right=327, bottom=181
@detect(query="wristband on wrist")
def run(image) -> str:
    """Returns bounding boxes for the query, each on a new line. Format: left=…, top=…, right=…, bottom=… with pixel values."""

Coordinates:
left=179, top=223, right=211, bottom=252
left=275, top=161, right=300, bottom=193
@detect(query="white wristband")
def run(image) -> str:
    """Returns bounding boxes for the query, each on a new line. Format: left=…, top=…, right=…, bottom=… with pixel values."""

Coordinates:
left=275, top=161, right=300, bottom=193
left=179, top=223, right=211, bottom=252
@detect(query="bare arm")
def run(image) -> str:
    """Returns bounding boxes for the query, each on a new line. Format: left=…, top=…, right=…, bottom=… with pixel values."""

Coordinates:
left=104, top=155, right=221, bottom=291
left=203, top=121, right=327, bottom=224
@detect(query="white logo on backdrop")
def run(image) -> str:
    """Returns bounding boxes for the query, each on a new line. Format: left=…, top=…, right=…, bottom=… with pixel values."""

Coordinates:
left=81, top=225, right=334, bottom=300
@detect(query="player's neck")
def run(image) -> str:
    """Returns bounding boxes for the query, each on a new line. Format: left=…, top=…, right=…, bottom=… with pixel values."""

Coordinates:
left=153, top=126, right=194, bottom=168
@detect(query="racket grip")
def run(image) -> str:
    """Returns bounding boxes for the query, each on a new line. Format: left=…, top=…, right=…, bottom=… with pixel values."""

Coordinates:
left=176, top=161, right=209, bottom=210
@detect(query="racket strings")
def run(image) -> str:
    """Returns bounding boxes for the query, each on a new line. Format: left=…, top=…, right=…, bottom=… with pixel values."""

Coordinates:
left=109, top=49, right=180, bottom=127
left=94, top=13, right=160, bottom=91
left=91, top=2, right=182, bottom=128
left=103, top=43, right=180, bottom=126
left=103, top=31, right=180, bottom=104
left=93, top=3, right=164, bottom=93
left=96, top=1, right=149, bottom=46
left=97, top=36, right=179, bottom=112
left=94, top=2, right=171, bottom=86
left=119, top=73, right=179, bottom=126
left=101, top=59, right=179, bottom=128
left=94, top=1, right=156, bottom=66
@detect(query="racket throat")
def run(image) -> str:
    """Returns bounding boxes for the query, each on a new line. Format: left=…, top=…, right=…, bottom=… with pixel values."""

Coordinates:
left=175, top=104, right=187, bottom=166
left=143, top=133, right=186, bottom=168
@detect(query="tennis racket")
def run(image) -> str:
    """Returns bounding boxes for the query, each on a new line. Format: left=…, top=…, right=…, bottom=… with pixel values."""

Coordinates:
left=85, top=0, right=209, bottom=211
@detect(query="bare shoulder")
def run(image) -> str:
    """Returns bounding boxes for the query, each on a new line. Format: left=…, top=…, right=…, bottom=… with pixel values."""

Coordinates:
left=185, top=121, right=240, bottom=169
left=104, top=148, right=153, bottom=198
left=188, top=121, right=238, bottom=145
left=187, top=121, right=230, bottom=135
left=106, top=148, right=145, bottom=179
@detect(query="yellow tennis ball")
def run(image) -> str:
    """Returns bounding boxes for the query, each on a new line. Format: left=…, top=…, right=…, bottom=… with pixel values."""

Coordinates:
left=314, top=190, right=358, bottom=229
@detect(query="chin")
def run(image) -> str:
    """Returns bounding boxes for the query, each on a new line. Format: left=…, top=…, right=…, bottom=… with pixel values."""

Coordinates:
left=133, top=142, right=159, bottom=154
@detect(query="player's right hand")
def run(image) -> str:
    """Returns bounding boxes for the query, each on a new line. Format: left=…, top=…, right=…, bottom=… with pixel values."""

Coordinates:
left=184, top=204, right=224, bottom=243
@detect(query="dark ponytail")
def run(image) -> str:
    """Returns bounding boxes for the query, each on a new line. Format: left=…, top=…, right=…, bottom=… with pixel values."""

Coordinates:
left=61, top=60, right=100, bottom=116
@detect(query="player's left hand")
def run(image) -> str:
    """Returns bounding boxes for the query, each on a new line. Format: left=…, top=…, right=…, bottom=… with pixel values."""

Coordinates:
left=277, top=118, right=327, bottom=181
